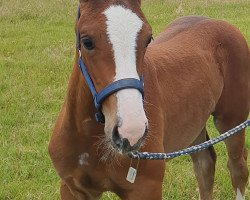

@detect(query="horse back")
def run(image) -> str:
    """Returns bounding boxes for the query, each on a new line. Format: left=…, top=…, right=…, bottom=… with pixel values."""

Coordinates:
left=152, top=16, right=209, bottom=44
left=145, top=16, right=250, bottom=152
left=152, top=16, right=250, bottom=111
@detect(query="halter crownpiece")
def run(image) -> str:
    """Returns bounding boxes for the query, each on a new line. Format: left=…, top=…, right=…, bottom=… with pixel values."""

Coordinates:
left=76, top=6, right=144, bottom=123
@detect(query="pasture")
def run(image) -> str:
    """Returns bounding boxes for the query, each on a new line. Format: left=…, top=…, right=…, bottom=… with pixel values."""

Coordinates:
left=0, top=0, right=249, bottom=199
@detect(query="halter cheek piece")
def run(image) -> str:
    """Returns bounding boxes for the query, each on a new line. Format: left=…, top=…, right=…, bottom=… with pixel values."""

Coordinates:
left=76, top=6, right=144, bottom=124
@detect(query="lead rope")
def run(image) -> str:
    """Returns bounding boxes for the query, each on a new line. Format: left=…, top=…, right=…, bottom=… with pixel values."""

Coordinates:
left=128, top=119, right=250, bottom=160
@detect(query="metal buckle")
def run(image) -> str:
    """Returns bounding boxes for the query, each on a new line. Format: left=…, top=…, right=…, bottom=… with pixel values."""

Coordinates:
left=78, top=49, right=82, bottom=58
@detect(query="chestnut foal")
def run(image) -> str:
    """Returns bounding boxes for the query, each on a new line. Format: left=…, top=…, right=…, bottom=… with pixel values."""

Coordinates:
left=49, top=1, right=250, bottom=199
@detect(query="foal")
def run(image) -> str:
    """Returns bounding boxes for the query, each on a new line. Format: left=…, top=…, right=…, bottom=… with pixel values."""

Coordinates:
left=49, top=1, right=250, bottom=199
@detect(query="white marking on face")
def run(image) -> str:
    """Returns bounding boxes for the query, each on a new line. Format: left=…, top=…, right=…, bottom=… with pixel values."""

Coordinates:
left=104, top=5, right=148, bottom=146
left=79, top=153, right=89, bottom=166
left=236, top=188, right=244, bottom=200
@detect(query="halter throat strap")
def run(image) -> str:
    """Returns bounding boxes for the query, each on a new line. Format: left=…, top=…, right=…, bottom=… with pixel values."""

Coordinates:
left=76, top=6, right=144, bottom=124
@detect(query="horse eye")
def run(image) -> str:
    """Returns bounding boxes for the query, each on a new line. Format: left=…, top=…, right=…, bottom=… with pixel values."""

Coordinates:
left=82, top=37, right=94, bottom=50
left=146, top=36, right=153, bottom=47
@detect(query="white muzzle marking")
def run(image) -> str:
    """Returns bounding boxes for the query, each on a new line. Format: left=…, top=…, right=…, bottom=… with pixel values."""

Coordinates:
left=104, top=5, right=148, bottom=146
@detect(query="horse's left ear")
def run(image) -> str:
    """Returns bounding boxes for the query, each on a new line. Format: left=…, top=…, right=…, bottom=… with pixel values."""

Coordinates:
left=137, top=0, right=141, bottom=5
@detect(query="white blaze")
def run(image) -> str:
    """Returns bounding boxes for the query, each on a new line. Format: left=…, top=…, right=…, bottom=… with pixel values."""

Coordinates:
left=104, top=5, right=148, bottom=146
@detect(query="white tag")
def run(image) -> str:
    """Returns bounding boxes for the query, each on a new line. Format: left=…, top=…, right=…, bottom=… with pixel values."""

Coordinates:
left=126, top=167, right=137, bottom=184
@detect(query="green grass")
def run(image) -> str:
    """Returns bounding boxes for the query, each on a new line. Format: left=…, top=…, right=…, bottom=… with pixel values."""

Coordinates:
left=0, top=0, right=249, bottom=199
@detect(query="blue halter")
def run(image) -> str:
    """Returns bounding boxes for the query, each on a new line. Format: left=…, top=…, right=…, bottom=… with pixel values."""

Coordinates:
left=76, top=6, right=144, bottom=124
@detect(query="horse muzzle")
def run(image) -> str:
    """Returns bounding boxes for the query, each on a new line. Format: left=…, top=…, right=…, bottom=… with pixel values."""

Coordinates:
left=111, top=123, right=148, bottom=154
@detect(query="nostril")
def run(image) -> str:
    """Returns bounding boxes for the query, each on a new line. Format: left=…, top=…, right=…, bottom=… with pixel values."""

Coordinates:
left=112, top=126, right=123, bottom=149
left=112, top=123, right=147, bottom=153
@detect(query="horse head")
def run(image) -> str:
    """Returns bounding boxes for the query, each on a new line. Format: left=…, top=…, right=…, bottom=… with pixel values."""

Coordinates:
left=77, top=0, right=152, bottom=153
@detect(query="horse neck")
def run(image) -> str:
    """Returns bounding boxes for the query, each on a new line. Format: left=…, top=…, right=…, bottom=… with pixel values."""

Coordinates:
left=63, top=55, right=96, bottom=131
left=143, top=48, right=159, bottom=79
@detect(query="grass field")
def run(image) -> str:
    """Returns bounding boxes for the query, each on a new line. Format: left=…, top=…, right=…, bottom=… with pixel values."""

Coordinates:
left=0, top=0, right=250, bottom=199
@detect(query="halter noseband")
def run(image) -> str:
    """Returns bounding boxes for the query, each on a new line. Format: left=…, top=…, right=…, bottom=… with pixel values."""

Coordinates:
left=76, top=6, right=144, bottom=124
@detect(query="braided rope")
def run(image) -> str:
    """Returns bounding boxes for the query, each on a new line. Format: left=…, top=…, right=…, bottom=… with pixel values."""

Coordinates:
left=128, top=120, right=250, bottom=160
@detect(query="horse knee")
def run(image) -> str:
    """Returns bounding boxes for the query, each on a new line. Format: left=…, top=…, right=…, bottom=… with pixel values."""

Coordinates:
left=193, top=149, right=216, bottom=176
left=227, top=156, right=249, bottom=179
left=191, top=132, right=217, bottom=175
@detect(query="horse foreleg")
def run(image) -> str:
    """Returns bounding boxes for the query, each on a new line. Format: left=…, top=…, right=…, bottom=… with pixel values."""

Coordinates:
left=60, top=181, right=78, bottom=200
left=124, top=181, right=163, bottom=200
left=119, top=161, right=164, bottom=200
left=60, top=179, right=101, bottom=200
left=190, top=128, right=217, bottom=200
